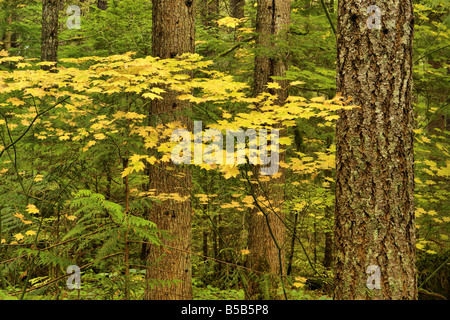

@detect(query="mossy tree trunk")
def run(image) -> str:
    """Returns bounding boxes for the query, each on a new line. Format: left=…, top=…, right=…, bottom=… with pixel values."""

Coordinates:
left=144, top=0, right=196, bottom=300
left=41, top=0, right=59, bottom=70
left=334, top=0, right=417, bottom=300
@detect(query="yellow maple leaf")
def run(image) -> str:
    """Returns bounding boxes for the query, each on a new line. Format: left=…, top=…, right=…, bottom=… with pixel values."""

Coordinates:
left=6, top=97, right=25, bottom=107
left=26, top=204, right=39, bottom=214
left=221, top=165, right=240, bottom=179
left=94, top=133, right=106, bottom=140
left=14, top=233, right=24, bottom=241
left=311, top=96, right=325, bottom=102
left=427, top=210, right=437, bottom=216
left=266, top=82, right=281, bottom=90
left=59, top=135, right=70, bottom=141
left=292, top=282, right=304, bottom=288
left=216, top=17, right=242, bottom=28
left=240, top=249, right=250, bottom=255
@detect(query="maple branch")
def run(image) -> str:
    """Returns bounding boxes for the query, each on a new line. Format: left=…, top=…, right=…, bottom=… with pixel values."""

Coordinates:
left=241, top=162, right=322, bottom=278
left=216, top=36, right=256, bottom=58
left=19, top=252, right=123, bottom=295
left=0, top=95, right=71, bottom=159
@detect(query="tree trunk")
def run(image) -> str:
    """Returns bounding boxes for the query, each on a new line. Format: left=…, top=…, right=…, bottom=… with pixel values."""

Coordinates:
left=2, top=14, right=12, bottom=51
left=41, top=0, right=59, bottom=70
left=144, top=0, right=196, bottom=300
left=334, top=0, right=417, bottom=300
left=230, top=0, right=245, bottom=18
left=200, top=0, right=219, bottom=27
left=97, top=0, right=108, bottom=10
left=246, top=0, right=290, bottom=300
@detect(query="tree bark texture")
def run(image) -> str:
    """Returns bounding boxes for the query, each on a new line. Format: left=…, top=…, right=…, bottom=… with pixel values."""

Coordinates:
left=144, top=0, right=196, bottom=300
left=41, top=0, right=59, bottom=70
left=334, top=0, right=417, bottom=300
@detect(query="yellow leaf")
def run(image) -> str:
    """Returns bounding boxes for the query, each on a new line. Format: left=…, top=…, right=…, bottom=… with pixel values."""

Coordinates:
left=34, top=174, right=44, bottom=182
left=6, top=97, right=25, bottom=107
left=14, top=233, right=24, bottom=241
left=1, top=239, right=5, bottom=244
left=36, top=61, right=57, bottom=67
left=26, top=204, right=39, bottom=214
left=311, top=96, right=325, bottom=102
left=25, top=230, right=36, bottom=236
left=221, top=165, right=240, bottom=179
left=94, top=133, right=106, bottom=140
left=121, top=167, right=133, bottom=178
left=16, top=62, right=32, bottom=68
left=266, top=82, right=281, bottom=89
left=242, top=195, right=254, bottom=205
left=222, top=112, right=232, bottom=119
left=66, top=215, right=77, bottom=221
left=142, top=92, right=162, bottom=100
left=240, top=249, right=250, bottom=255
left=14, top=212, right=24, bottom=220
left=278, top=137, right=292, bottom=146
left=59, top=135, right=70, bottom=141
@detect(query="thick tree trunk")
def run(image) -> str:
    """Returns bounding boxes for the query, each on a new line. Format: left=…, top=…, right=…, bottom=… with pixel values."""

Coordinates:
left=144, top=0, right=195, bottom=300
left=230, top=0, right=245, bottom=18
left=246, top=0, right=290, bottom=300
left=334, top=0, right=417, bottom=299
left=41, top=0, right=59, bottom=70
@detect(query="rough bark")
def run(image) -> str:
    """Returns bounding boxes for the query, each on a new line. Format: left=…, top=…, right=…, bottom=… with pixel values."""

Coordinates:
left=245, top=0, right=290, bottom=300
left=334, top=0, right=417, bottom=300
left=41, top=0, right=59, bottom=70
left=230, top=0, right=245, bottom=18
left=144, top=0, right=195, bottom=300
